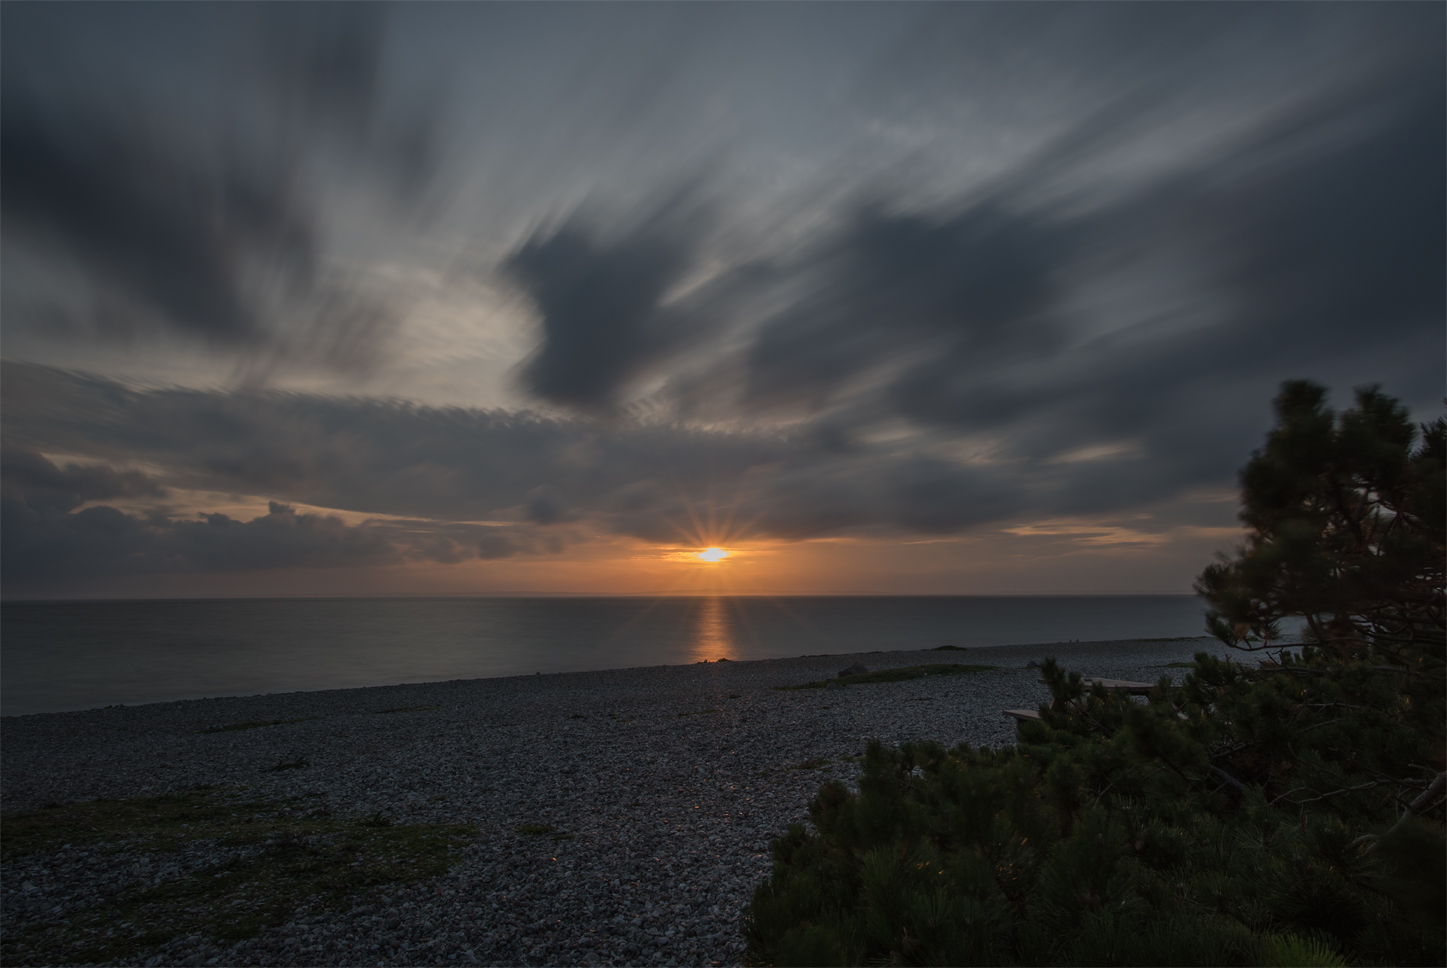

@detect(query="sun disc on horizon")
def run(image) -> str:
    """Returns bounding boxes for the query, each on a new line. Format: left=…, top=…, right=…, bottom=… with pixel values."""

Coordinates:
left=696, top=547, right=730, bottom=562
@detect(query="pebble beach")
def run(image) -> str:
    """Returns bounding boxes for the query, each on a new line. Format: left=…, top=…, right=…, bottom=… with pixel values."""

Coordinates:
left=2, top=637, right=1223, bottom=968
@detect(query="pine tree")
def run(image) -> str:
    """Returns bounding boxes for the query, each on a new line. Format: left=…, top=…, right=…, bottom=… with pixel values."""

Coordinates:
left=1196, top=380, right=1444, bottom=663
left=742, top=382, right=1445, bottom=967
left=1193, top=379, right=1444, bottom=848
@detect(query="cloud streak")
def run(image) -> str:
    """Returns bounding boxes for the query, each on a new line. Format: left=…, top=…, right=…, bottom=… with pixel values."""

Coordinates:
left=1, top=496, right=401, bottom=586
left=0, top=360, right=1259, bottom=563
left=506, top=201, right=703, bottom=410
left=0, top=4, right=1441, bottom=596
left=0, top=5, right=444, bottom=373
left=0, top=446, right=575, bottom=587
left=493, top=1, right=1442, bottom=504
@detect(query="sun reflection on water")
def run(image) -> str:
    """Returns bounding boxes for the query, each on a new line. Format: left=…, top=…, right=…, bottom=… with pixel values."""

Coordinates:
left=691, top=595, right=734, bottom=662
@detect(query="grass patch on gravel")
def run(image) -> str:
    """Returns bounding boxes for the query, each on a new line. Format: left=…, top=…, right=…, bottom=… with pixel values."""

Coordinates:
left=197, top=716, right=322, bottom=734
left=1, top=789, right=476, bottom=967
left=515, top=823, right=573, bottom=842
left=1158, top=661, right=1197, bottom=668
left=773, top=663, right=996, bottom=691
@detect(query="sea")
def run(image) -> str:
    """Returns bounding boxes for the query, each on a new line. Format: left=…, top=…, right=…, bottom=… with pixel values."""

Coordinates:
left=2, top=595, right=1216, bottom=716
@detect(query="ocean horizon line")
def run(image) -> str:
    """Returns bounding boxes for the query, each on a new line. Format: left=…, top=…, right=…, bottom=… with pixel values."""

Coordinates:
left=2, top=590, right=1201, bottom=605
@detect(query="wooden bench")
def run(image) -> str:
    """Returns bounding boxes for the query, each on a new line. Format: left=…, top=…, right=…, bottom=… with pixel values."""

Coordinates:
left=1078, top=678, right=1155, bottom=695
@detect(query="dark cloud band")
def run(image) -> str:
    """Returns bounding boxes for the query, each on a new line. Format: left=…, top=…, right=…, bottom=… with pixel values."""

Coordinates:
left=0, top=5, right=442, bottom=371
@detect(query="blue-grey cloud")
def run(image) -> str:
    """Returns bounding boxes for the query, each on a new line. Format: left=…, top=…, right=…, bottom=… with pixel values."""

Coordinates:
left=493, top=4, right=1440, bottom=447
left=0, top=363, right=785, bottom=528
left=1, top=3, right=1442, bottom=598
left=0, top=447, right=555, bottom=587
left=506, top=195, right=709, bottom=410
left=874, top=47, right=1445, bottom=469
left=0, top=446, right=167, bottom=516
left=479, top=2, right=1443, bottom=542
left=3, top=355, right=1438, bottom=595
left=0, top=494, right=400, bottom=587
left=260, top=4, right=444, bottom=198
left=0, top=361, right=1226, bottom=554
left=524, top=484, right=572, bottom=526
left=743, top=202, right=1068, bottom=412
left=0, top=87, right=314, bottom=347
left=0, top=5, right=443, bottom=369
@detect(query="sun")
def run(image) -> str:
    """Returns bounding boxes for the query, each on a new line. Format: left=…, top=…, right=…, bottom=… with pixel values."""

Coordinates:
left=695, top=547, right=730, bottom=562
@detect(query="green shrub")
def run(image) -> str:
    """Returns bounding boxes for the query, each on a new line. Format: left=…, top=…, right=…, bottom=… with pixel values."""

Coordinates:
left=744, top=384, right=1444, bottom=967
left=746, top=724, right=1441, bottom=966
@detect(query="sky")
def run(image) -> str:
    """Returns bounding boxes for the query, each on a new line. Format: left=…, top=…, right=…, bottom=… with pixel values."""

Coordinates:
left=2, top=2, right=1443, bottom=600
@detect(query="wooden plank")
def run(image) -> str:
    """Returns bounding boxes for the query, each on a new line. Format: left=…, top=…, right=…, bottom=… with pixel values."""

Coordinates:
left=1002, top=708, right=1041, bottom=722
left=1036, top=677, right=1156, bottom=695
left=1082, top=678, right=1155, bottom=695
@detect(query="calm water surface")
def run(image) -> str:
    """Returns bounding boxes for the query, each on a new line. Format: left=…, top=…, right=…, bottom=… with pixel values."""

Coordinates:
left=2, top=596, right=1212, bottom=715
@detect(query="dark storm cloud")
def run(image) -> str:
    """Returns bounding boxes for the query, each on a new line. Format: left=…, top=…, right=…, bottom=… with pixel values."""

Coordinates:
left=2, top=352, right=1429, bottom=594
left=0, top=492, right=400, bottom=587
left=0, top=5, right=441, bottom=368
left=743, top=202, right=1068, bottom=411
left=751, top=8, right=1442, bottom=431
left=265, top=5, right=385, bottom=144
left=0, top=446, right=551, bottom=586
left=2, top=3, right=1442, bottom=596
left=1, top=88, right=314, bottom=347
left=475, top=531, right=520, bottom=561
left=505, top=196, right=707, bottom=410
left=600, top=2, right=1439, bottom=516
left=739, top=454, right=1021, bottom=541
left=874, top=41, right=1445, bottom=490
left=524, top=485, right=573, bottom=526
left=261, top=4, right=443, bottom=197
left=0, top=446, right=166, bottom=516
left=0, top=363, right=788, bottom=531
left=0, top=448, right=400, bottom=585
left=496, top=5, right=1440, bottom=469
left=0, top=361, right=1215, bottom=559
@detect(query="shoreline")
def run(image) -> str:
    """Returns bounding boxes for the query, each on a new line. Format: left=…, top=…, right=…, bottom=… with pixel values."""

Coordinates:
left=1, top=595, right=1214, bottom=718
left=1, top=634, right=1215, bottom=721
left=3, top=637, right=1222, bottom=967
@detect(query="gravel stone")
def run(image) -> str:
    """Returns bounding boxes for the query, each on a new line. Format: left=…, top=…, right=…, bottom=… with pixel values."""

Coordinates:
left=2, top=638, right=1223, bottom=966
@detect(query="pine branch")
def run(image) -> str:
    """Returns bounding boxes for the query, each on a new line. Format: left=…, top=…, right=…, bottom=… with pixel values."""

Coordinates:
left=1208, top=742, right=1251, bottom=761
left=1271, top=780, right=1381, bottom=807
left=1362, top=771, right=1447, bottom=855
left=1209, top=766, right=1244, bottom=793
